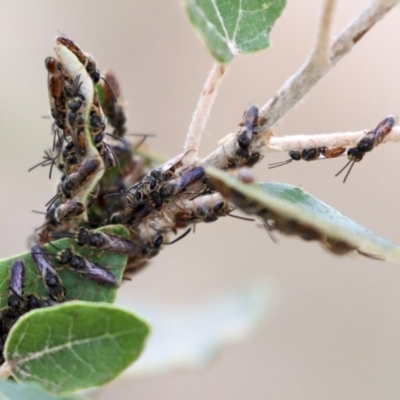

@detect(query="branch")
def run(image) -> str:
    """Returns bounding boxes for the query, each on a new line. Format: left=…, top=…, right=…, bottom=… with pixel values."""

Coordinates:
left=183, top=62, right=228, bottom=165
left=267, top=126, right=400, bottom=152
left=0, top=361, right=11, bottom=380
left=312, top=0, right=337, bottom=65
left=258, top=0, right=399, bottom=132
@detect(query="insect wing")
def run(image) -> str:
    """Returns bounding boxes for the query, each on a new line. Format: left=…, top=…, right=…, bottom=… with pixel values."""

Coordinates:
left=80, top=258, right=118, bottom=286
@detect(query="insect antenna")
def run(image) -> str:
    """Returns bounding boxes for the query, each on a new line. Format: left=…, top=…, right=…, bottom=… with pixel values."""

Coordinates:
left=335, top=160, right=355, bottom=183
left=45, top=193, right=62, bottom=210
left=105, top=132, right=125, bottom=143
left=268, top=159, right=293, bottom=169
left=227, top=213, right=255, bottom=222
left=262, top=221, right=279, bottom=243
left=166, top=228, right=192, bottom=245
left=32, top=209, right=46, bottom=215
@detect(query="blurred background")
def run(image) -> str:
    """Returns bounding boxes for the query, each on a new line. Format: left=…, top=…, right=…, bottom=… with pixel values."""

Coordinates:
left=1, top=1, right=400, bottom=399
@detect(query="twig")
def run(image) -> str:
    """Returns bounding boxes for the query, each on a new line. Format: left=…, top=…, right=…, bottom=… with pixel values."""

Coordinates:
left=183, top=62, right=228, bottom=165
left=258, top=0, right=399, bottom=132
left=312, top=0, right=337, bottom=65
left=0, top=361, right=11, bottom=379
left=267, top=126, right=400, bottom=152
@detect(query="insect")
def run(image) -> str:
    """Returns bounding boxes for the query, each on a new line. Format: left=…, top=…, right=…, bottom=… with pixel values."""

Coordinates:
left=335, top=116, right=396, bottom=183
left=56, top=36, right=101, bottom=83
left=45, top=57, right=68, bottom=130
left=175, top=200, right=230, bottom=226
left=268, top=146, right=346, bottom=169
left=237, top=105, right=259, bottom=151
left=55, top=199, right=86, bottom=222
left=54, top=247, right=119, bottom=287
left=61, top=158, right=101, bottom=198
left=5, top=260, right=56, bottom=321
left=125, top=153, right=190, bottom=208
left=101, top=71, right=127, bottom=138
left=5, top=259, right=26, bottom=322
left=137, top=229, right=191, bottom=263
left=30, top=245, right=66, bottom=302
left=159, top=166, right=205, bottom=200
left=56, top=35, right=118, bottom=101
left=51, top=228, right=142, bottom=257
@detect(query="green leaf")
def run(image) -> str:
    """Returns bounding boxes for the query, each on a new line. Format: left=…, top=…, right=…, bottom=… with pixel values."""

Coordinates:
left=5, top=301, right=150, bottom=393
left=0, top=380, right=83, bottom=400
left=0, top=225, right=129, bottom=307
left=184, top=0, right=287, bottom=63
left=120, top=280, right=273, bottom=378
left=206, top=167, right=400, bottom=260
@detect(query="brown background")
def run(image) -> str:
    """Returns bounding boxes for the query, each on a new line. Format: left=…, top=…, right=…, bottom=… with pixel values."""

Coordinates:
left=1, top=1, right=400, bottom=399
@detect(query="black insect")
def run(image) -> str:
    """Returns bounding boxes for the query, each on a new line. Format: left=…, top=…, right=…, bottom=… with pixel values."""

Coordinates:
left=269, top=146, right=346, bottom=169
left=45, top=241, right=119, bottom=287
left=6, top=260, right=56, bottom=319
left=335, top=116, right=396, bottom=183
left=6, top=259, right=26, bottom=322
left=61, top=158, right=101, bottom=198
left=159, top=166, right=205, bottom=200
left=31, top=244, right=66, bottom=302
left=55, top=199, right=85, bottom=222
left=64, top=75, right=85, bottom=112
left=101, top=71, right=127, bottom=138
left=139, top=229, right=191, bottom=261
left=56, top=36, right=101, bottom=84
left=52, top=228, right=142, bottom=257
left=125, top=152, right=189, bottom=206
left=45, top=56, right=67, bottom=130
left=237, top=105, right=259, bottom=150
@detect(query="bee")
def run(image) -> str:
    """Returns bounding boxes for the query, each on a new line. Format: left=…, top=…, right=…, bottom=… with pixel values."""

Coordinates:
left=56, top=36, right=101, bottom=83
left=61, top=158, right=101, bottom=198
left=136, top=229, right=191, bottom=264
left=51, top=228, right=142, bottom=257
left=31, top=245, right=66, bottom=302
left=45, top=56, right=68, bottom=130
left=6, top=259, right=25, bottom=321
left=54, top=247, right=119, bottom=287
left=94, top=135, right=118, bottom=168
left=176, top=200, right=230, bottom=226
left=159, top=166, right=205, bottom=200
left=269, top=146, right=346, bottom=169
left=55, top=199, right=86, bottom=222
left=100, top=71, right=127, bottom=138
left=237, top=105, right=259, bottom=151
left=336, top=116, right=396, bottom=183
left=5, top=260, right=56, bottom=322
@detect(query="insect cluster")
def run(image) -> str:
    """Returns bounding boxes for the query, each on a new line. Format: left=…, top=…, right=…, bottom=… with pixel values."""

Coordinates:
left=5, top=34, right=391, bottom=365
left=0, top=36, right=270, bottom=360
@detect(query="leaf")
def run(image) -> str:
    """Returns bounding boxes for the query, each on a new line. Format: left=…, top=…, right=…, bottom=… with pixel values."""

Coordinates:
left=5, top=301, right=150, bottom=393
left=206, top=167, right=400, bottom=260
left=0, top=380, right=83, bottom=400
left=120, top=280, right=273, bottom=378
left=184, top=0, right=287, bottom=63
left=0, top=225, right=130, bottom=307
